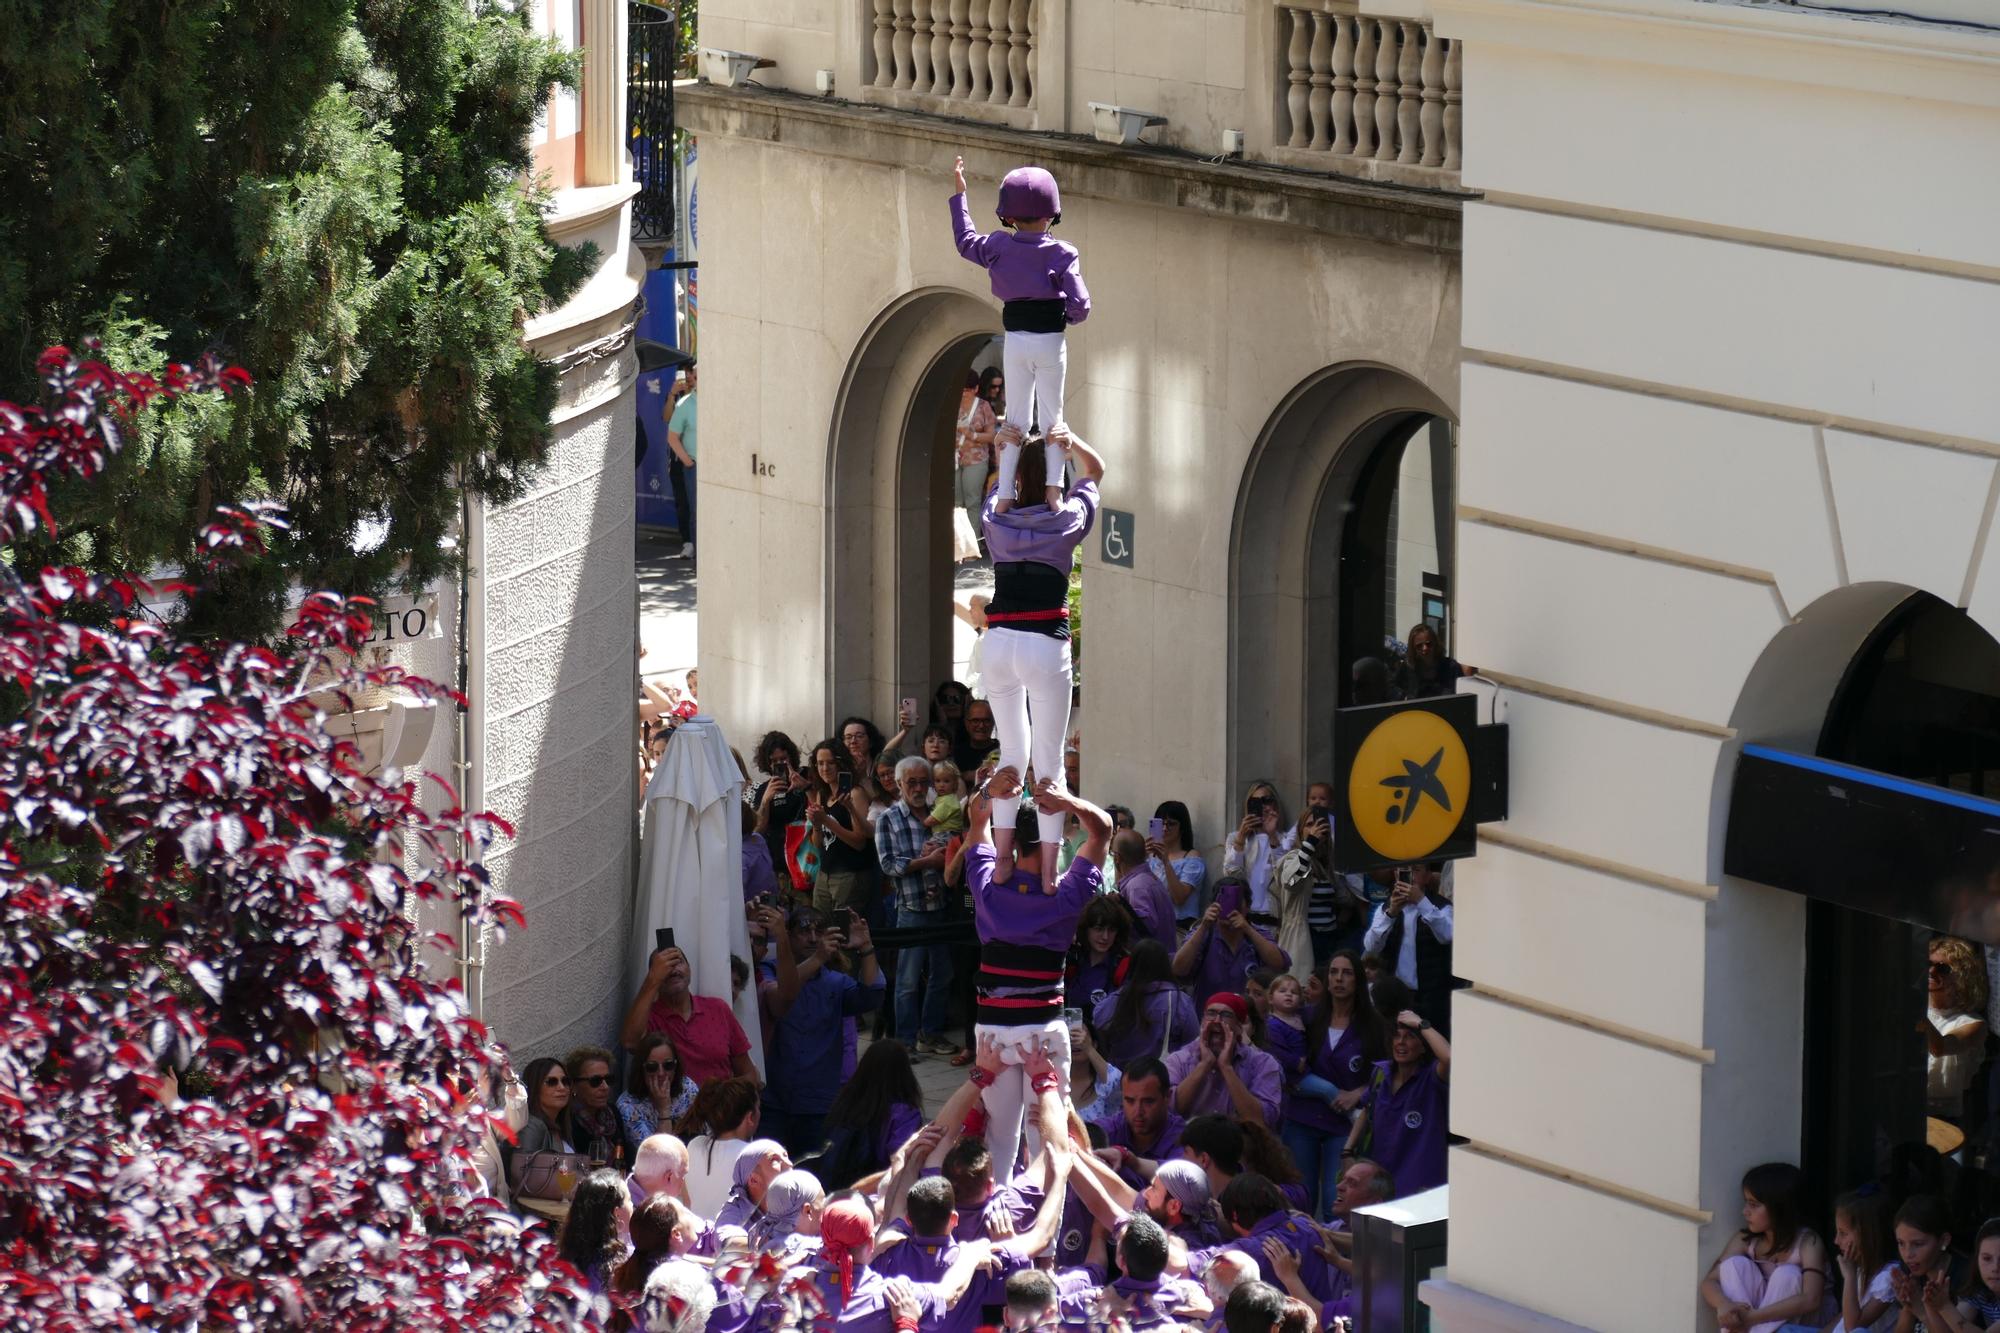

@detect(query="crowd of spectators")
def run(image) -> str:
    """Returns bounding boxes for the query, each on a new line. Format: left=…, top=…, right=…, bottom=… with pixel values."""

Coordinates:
left=477, top=611, right=1494, bottom=1330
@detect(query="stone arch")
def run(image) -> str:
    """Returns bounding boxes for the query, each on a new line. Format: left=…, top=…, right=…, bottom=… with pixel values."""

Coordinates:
left=1227, top=362, right=1456, bottom=802
left=825, top=288, right=1001, bottom=729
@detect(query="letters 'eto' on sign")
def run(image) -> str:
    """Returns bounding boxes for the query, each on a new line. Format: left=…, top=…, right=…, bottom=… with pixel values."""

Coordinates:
left=1100, top=509, right=1134, bottom=568
left=1333, top=692, right=1505, bottom=873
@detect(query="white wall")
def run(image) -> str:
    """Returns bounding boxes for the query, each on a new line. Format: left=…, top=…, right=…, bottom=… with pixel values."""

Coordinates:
left=1428, top=0, right=2000, bottom=1327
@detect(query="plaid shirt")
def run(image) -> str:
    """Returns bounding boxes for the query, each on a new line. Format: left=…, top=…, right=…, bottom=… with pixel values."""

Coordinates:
left=875, top=800, right=948, bottom=913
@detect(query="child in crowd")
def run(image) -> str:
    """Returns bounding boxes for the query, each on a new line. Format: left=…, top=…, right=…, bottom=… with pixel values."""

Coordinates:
left=926, top=761, right=968, bottom=840
left=1703, top=1164, right=1838, bottom=1332
left=1887, top=1193, right=1958, bottom=1333
left=1829, top=1189, right=1896, bottom=1333
left=949, top=154, right=1090, bottom=513
left=1940, top=1217, right=2000, bottom=1330
left=1262, top=974, right=1344, bottom=1107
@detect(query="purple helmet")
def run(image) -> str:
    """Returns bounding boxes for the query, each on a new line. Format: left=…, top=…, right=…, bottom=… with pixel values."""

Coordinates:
left=996, top=166, right=1061, bottom=223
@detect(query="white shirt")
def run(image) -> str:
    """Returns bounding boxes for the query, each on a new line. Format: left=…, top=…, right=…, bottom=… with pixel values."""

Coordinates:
left=1223, top=828, right=1298, bottom=917
left=1927, top=1005, right=1985, bottom=1113
left=684, top=1136, right=750, bottom=1219
left=1363, top=897, right=1454, bottom=989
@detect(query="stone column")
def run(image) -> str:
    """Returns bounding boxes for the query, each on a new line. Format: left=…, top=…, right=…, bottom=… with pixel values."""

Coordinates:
left=580, top=0, right=625, bottom=187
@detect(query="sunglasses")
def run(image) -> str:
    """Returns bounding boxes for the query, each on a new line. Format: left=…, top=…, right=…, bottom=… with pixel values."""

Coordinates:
left=544, top=1075, right=569, bottom=1087
left=579, top=1074, right=612, bottom=1087
left=1929, top=961, right=1952, bottom=975
left=644, top=1060, right=678, bottom=1073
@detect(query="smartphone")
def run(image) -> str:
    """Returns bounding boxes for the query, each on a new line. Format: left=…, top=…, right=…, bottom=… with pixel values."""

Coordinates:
left=655, top=926, right=676, bottom=954
left=1148, top=817, right=1165, bottom=843
left=902, top=697, right=918, bottom=725
left=1215, top=881, right=1245, bottom=920
left=1062, top=1006, right=1085, bottom=1040
left=841, top=907, right=860, bottom=932
left=1247, top=796, right=1269, bottom=818
left=838, top=772, right=854, bottom=796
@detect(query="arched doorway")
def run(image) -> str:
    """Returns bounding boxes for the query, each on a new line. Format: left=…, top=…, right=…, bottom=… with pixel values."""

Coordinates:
left=825, top=290, right=1001, bottom=729
left=1724, top=586, right=2000, bottom=1202
left=1228, top=364, right=1456, bottom=801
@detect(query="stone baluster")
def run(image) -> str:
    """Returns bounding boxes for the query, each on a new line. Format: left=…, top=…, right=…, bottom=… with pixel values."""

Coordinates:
left=1419, top=26, right=1445, bottom=168
left=892, top=0, right=915, bottom=90
left=1396, top=23, right=1422, bottom=165
left=1350, top=17, right=1377, bottom=160
left=910, top=0, right=935, bottom=94
left=1284, top=7, right=1311, bottom=149
left=931, top=0, right=956, bottom=95
left=1308, top=12, right=1334, bottom=152
left=987, top=0, right=1011, bottom=104
left=967, top=0, right=992, bottom=102
left=1026, top=0, right=1040, bottom=106
left=1372, top=19, right=1399, bottom=161
left=1008, top=0, right=1031, bottom=107
left=873, top=0, right=896, bottom=87
left=1442, top=37, right=1461, bottom=172
left=1331, top=14, right=1355, bottom=156
left=950, top=0, right=973, bottom=99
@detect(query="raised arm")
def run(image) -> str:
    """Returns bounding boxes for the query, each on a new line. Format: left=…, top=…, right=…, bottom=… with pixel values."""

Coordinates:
left=1037, top=779, right=1109, bottom=866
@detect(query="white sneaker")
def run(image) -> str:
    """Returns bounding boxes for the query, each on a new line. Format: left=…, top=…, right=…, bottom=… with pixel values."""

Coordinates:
left=679, top=542, right=695, bottom=560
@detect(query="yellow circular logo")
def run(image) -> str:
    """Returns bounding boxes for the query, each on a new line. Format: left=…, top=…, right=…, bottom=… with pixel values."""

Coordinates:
left=1348, top=710, right=1472, bottom=861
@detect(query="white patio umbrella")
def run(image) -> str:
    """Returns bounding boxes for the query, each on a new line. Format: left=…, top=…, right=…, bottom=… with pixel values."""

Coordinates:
left=631, top=714, right=765, bottom=1077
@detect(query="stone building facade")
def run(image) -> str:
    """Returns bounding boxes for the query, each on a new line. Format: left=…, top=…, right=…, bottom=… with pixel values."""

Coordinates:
left=690, top=0, right=2000, bottom=1328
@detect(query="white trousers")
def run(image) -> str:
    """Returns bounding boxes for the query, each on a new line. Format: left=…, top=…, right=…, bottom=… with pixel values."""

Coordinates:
left=973, top=1018, right=1072, bottom=1185
left=996, top=330, right=1068, bottom=498
left=981, top=627, right=1072, bottom=848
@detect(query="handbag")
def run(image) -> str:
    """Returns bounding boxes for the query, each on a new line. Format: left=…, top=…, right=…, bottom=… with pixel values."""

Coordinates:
left=783, top=820, right=820, bottom=892
left=511, top=1149, right=591, bottom=1201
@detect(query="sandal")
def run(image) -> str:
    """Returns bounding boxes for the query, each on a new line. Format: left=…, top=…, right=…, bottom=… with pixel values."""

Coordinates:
left=950, top=1048, right=976, bottom=1067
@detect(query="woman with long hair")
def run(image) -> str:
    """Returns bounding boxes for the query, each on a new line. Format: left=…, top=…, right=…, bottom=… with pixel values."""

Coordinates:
left=1700, top=1161, right=1832, bottom=1332
left=816, top=1040, right=925, bottom=1188
left=804, top=738, right=875, bottom=917
left=1341, top=1005, right=1451, bottom=1199
left=617, top=1032, right=698, bottom=1155
left=515, top=1056, right=577, bottom=1158
left=557, top=1168, right=632, bottom=1293
left=608, top=1194, right=683, bottom=1329
left=930, top=680, right=973, bottom=745
left=1222, top=780, right=1294, bottom=919
left=1284, top=950, right=1386, bottom=1219
left=1091, top=939, right=1197, bottom=1069
left=1067, top=895, right=1133, bottom=1017
left=1146, top=799, right=1209, bottom=929
left=676, top=1076, right=762, bottom=1219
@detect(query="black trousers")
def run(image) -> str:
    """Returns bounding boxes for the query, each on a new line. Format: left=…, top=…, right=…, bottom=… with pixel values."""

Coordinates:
left=669, top=458, right=694, bottom=544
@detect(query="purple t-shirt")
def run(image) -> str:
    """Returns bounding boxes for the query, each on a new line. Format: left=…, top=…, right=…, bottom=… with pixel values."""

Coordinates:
left=872, top=1101, right=925, bottom=1170
left=1188, top=1211, right=1336, bottom=1303
left=1361, top=1059, right=1448, bottom=1196
left=983, top=479, right=1099, bottom=570
left=1117, top=866, right=1178, bottom=952
left=1284, top=1021, right=1374, bottom=1135
left=950, top=193, right=1090, bottom=323
left=1071, top=950, right=1120, bottom=1014
left=1098, top=1109, right=1187, bottom=1188
left=968, top=842, right=1102, bottom=954
left=742, top=835, right=779, bottom=901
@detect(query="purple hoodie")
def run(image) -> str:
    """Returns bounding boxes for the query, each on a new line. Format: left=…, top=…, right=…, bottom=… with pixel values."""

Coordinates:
left=983, top=477, right=1099, bottom=570
left=950, top=193, right=1090, bottom=324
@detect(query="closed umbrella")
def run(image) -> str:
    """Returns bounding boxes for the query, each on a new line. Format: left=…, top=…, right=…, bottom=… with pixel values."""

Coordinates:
left=631, top=714, right=765, bottom=1077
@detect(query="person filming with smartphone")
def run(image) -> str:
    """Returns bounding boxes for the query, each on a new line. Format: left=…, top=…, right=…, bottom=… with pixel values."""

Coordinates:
left=1173, top=877, right=1291, bottom=1011
left=803, top=738, right=874, bottom=916
left=757, top=904, right=884, bottom=1154
left=1360, top=863, right=1454, bottom=1033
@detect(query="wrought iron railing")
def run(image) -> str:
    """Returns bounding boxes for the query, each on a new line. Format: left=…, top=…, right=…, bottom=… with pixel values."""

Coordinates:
left=629, top=1, right=677, bottom=242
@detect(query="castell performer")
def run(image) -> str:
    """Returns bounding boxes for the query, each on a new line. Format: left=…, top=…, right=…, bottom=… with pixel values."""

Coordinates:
left=962, top=767, right=1110, bottom=1182
left=949, top=155, right=1090, bottom=513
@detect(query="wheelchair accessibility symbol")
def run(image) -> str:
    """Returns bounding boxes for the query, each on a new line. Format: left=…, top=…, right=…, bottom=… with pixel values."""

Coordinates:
left=1100, top=508, right=1135, bottom=568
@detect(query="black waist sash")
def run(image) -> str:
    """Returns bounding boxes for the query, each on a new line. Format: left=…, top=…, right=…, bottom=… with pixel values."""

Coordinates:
left=1002, top=298, right=1066, bottom=334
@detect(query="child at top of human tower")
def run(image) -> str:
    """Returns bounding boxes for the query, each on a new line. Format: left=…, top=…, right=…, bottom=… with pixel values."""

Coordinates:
left=949, top=155, right=1090, bottom=512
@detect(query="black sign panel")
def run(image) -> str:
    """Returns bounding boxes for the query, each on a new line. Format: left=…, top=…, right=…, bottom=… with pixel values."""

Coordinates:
left=1725, top=744, right=2000, bottom=941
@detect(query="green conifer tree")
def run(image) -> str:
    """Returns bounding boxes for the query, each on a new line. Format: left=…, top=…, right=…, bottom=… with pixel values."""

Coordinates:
left=0, top=0, right=590, bottom=638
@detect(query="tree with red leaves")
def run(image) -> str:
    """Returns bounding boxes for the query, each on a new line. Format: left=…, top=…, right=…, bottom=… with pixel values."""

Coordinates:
left=0, top=347, right=594, bottom=1328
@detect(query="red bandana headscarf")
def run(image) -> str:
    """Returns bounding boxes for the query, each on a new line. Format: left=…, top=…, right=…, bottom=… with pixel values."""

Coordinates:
left=818, top=1196, right=875, bottom=1304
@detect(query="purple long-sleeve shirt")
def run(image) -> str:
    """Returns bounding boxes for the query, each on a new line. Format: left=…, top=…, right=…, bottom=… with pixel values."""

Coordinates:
left=983, top=477, right=1099, bottom=570
left=1188, top=923, right=1289, bottom=1011
left=1092, top=983, right=1198, bottom=1069
left=968, top=842, right=1102, bottom=953
left=1164, top=1037, right=1286, bottom=1128
left=1188, top=1211, right=1338, bottom=1304
left=950, top=193, right=1090, bottom=324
